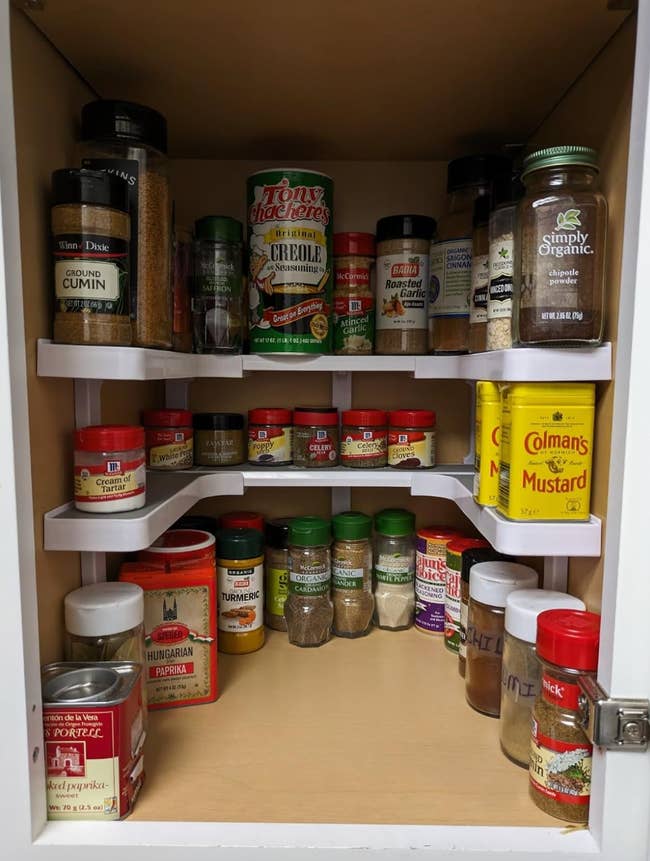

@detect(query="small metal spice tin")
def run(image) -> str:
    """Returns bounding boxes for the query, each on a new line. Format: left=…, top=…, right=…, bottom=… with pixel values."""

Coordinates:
left=42, top=662, right=145, bottom=821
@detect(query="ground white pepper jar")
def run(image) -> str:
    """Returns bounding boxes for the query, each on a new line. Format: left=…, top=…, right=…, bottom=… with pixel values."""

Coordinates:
left=373, top=508, right=416, bottom=630
left=499, top=589, right=585, bottom=767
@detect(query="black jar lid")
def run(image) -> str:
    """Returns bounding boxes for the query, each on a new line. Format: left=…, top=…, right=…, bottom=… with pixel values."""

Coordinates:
left=81, top=99, right=167, bottom=154
left=52, top=168, right=130, bottom=213
left=491, top=171, right=525, bottom=209
left=376, top=214, right=436, bottom=244
left=193, top=412, right=245, bottom=431
left=472, top=195, right=491, bottom=228
left=265, top=517, right=293, bottom=549
left=461, top=547, right=504, bottom=583
left=447, top=154, right=511, bottom=193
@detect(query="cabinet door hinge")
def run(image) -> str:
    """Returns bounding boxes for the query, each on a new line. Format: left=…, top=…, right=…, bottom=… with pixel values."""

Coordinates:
left=578, top=676, right=649, bottom=751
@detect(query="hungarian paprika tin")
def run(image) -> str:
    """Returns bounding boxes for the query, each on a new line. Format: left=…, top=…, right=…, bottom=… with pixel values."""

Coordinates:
left=247, top=168, right=333, bottom=354
left=42, top=661, right=145, bottom=820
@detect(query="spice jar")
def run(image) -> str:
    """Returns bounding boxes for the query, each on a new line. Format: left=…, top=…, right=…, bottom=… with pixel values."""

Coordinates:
left=500, top=589, right=585, bottom=767
left=473, top=381, right=501, bottom=508
left=192, top=216, right=244, bottom=354
left=375, top=215, right=435, bottom=355
left=414, top=527, right=462, bottom=635
left=515, top=146, right=607, bottom=346
left=220, top=511, right=264, bottom=532
left=340, top=409, right=387, bottom=469
left=332, top=511, right=374, bottom=638
left=216, top=527, right=265, bottom=654
left=429, top=155, right=509, bottom=353
left=172, top=226, right=193, bottom=352
left=248, top=408, right=293, bottom=466
left=265, top=518, right=292, bottom=631
left=388, top=410, right=436, bottom=469
left=333, top=232, right=375, bottom=355
left=444, top=537, right=489, bottom=655
left=52, top=168, right=131, bottom=347
left=373, top=508, right=415, bottom=630
left=193, top=413, right=245, bottom=467
left=143, top=409, right=193, bottom=470
left=465, top=561, right=538, bottom=716
left=74, top=425, right=146, bottom=513
left=139, top=528, right=216, bottom=567
left=80, top=99, right=171, bottom=349
left=530, top=609, right=600, bottom=822
left=285, top=516, right=333, bottom=648
left=486, top=172, right=523, bottom=351
left=459, top=546, right=501, bottom=677
left=64, top=582, right=145, bottom=665
left=468, top=196, right=490, bottom=353
left=293, top=407, right=339, bottom=468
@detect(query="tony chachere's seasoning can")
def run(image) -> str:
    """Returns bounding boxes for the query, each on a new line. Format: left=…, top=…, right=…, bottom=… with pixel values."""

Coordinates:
left=42, top=662, right=145, bottom=820
left=473, top=381, right=501, bottom=507
left=247, top=168, right=333, bottom=354
left=143, top=409, right=193, bottom=470
left=74, top=425, right=146, bottom=514
left=248, top=407, right=293, bottom=465
left=415, top=527, right=462, bottom=635
left=216, top=528, right=265, bottom=655
left=388, top=410, right=436, bottom=469
left=498, top=383, right=595, bottom=521
left=444, top=537, right=489, bottom=654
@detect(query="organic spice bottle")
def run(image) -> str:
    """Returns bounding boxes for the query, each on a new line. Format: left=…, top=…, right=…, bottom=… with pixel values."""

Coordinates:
left=285, top=516, right=333, bottom=648
left=530, top=609, right=601, bottom=823
left=331, top=511, right=374, bottom=638
left=373, top=509, right=416, bottom=630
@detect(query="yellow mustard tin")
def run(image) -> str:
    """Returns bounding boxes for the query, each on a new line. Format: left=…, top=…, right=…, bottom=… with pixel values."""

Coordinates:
left=473, top=381, right=501, bottom=507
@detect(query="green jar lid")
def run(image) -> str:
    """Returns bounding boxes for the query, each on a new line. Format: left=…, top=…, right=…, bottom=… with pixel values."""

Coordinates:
left=195, top=215, right=243, bottom=243
left=332, top=511, right=372, bottom=541
left=217, top=527, right=263, bottom=559
left=374, top=508, right=415, bottom=537
left=289, top=516, right=331, bottom=547
left=522, top=146, right=599, bottom=179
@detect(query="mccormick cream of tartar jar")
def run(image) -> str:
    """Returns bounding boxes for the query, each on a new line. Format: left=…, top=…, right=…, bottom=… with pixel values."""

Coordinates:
left=497, top=383, right=595, bottom=521
left=74, top=425, right=146, bottom=513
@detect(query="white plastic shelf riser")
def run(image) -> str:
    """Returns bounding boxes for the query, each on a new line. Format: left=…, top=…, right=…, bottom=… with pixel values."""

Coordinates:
left=36, top=339, right=612, bottom=381
left=43, top=466, right=601, bottom=556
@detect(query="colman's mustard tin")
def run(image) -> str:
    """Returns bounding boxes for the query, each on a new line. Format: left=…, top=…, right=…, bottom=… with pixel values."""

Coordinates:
left=497, top=383, right=595, bottom=521
left=473, top=381, right=501, bottom=507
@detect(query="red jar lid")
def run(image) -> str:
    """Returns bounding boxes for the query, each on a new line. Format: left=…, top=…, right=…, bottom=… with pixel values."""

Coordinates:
left=219, top=511, right=265, bottom=532
left=446, top=537, right=490, bottom=554
left=142, top=409, right=193, bottom=427
left=536, top=609, right=601, bottom=671
left=75, top=424, right=145, bottom=452
left=248, top=408, right=292, bottom=425
left=389, top=409, right=436, bottom=428
left=417, top=527, right=463, bottom=541
left=333, top=232, right=376, bottom=257
left=342, top=409, right=387, bottom=426
left=293, top=409, right=339, bottom=426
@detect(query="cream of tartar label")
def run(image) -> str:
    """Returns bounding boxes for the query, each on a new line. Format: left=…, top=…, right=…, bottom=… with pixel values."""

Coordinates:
left=74, top=457, right=145, bottom=504
left=218, top=563, right=264, bottom=633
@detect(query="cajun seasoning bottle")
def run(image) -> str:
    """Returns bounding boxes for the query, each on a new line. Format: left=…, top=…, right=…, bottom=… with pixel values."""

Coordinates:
left=333, top=232, right=375, bottom=355
left=530, top=609, right=601, bottom=822
left=216, top=528, right=265, bottom=655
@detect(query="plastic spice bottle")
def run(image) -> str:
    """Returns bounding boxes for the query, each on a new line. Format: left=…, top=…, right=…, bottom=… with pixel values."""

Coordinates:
left=529, top=609, right=601, bottom=822
left=285, top=516, right=333, bottom=648
left=333, top=232, right=376, bottom=355
left=74, top=425, right=146, bottom=513
left=465, top=561, right=538, bottom=716
left=192, top=216, right=244, bottom=354
left=265, top=518, right=292, bottom=631
left=143, top=409, right=193, bottom=470
left=51, top=168, right=131, bottom=347
left=248, top=408, right=293, bottom=466
left=293, top=407, right=339, bottom=468
left=340, top=409, right=388, bottom=469
left=473, top=381, right=501, bottom=507
left=332, top=511, right=374, bottom=638
left=80, top=99, right=171, bottom=349
left=458, top=546, right=502, bottom=677
left=500, top=589, right=585, bottom=767
left=468, top=196, right=490, bottom=353
left=216, top=528, right=265, bottom=654
left=373, top=508, right=416, bottom=630
left=486, top=172, right=523, bottom=351
left=193, top=413, right=246, bottom=467
left=444, top=537, right=489, bottom=654
left=388, top=410, right=436, bottom=469
left=414, top=527, right=462, bottom=635
left=375, top=215, right=436, bottom=355
left=515, top=146, right=607, bottom=346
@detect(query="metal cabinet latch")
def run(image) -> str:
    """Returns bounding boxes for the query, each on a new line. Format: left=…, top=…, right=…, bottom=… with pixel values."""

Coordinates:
left=578, top=676, right=649, bottom=751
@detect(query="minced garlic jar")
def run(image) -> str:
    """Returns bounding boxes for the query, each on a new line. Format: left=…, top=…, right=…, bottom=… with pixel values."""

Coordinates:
left=333, top=232, right=375, bottom=355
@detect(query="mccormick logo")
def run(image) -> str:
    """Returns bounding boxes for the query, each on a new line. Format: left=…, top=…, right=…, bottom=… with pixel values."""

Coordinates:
left=391, top=262, right=419, bottom=278
left=150, top=623, right=190, bottom=645
left=524, top=431, right=589, bottom=456
left=105, top=460, right=121, bottom=474
left=248, top=177, right=331, bottom=226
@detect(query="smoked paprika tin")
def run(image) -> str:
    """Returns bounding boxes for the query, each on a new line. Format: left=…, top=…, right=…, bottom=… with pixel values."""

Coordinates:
left=247, top=168, right=334, bottom=354
left=42, top=662, right=145, bottom=821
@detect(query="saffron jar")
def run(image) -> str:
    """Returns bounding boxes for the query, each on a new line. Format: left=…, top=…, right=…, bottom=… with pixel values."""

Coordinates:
left=143, top=409, right=193, bottom=470
left=74, top=425, right=146, bottom=513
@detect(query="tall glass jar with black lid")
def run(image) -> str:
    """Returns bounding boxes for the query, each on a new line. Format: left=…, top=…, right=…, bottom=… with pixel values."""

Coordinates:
left=193, top=413, right=246, bottom=467
left=265, top=517, right=292, bottom=631
left=80, top=99, right=171, bottom=349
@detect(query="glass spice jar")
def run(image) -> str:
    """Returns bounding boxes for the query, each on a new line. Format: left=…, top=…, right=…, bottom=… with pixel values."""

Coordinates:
left=265, top=517, right=292, bottom=631
left=468, top=196, right=490, bottom=353
left=216, top=528, right=265, bottom=655
left=64, top=581, right=145, bottom=665
left=192, top=216, right=244, bottom=354
left=530, top=609, right=601, bottom=823
left=248, top=408, right=293, bottom=466
left=444, top=537, right=489, bottom=655
left=388, top=410, right=436, bottom=469
left=293, top=407, right=339, bottom=468
left=500, top=589, right=585, bottom=767
left=74, top=425, right=146, bottom=513
left=172, top=225, right=193, bottom=352
left=340, top=409, right=388, bottom=469
left=514, top=146, right=607, bottom=346
left=373, top=508, right=416, bottom=630
left=331, top=511, right=374, bottom=638
left=465, top=561, right=538, bottom=716
left=486, top=172, right=523, bottom=351
left=51, top=168, right=132, bottom=347
left=333, top=232, right=376, bottom=355
left=285, top=516, right=333, bottom=648
left=193, top=413, right=245, bottom=467
left=458, top=545, right=501, bottom=676
left=143, top=409, right=193, bottom=470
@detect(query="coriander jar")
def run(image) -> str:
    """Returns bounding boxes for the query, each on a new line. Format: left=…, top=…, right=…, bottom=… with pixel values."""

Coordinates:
left=465, top=561, right=538, bottom=716
left=388, top=410, right=436, bottom=469
left=332, top=511, right=374, bottom=638
left=333, top=232, right=375, bottom=355
left=143, top=409, right=193, bottom=470
left=293, top=407, right=339, bottom=468
left=265, top=518, right=292, bottom=631
left=340, top=409, right=387, bottom=469
left=216, top=528, right=265, bottom=655
left=500, top=589, right=585, bottom=767
left=248, top=408, right=293, bottom=466
left=52, top=168, right=132, bottom=347
left=373, top=508, right=416, bottom=630
left=514, top=146, right=607, bottom=346
left=193, top=413, right=245, bottom=467
left=285, top=516, right=333, bottom=648
left=74, top=425, right=146, bottom=513
left=530, top=609, right=600, bottom=822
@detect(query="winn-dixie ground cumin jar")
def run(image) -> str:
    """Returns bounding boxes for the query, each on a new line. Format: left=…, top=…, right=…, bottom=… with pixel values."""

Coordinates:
left=340, top=409, right=387, bottom=468
left=143, top=409, right=193, bottom=470
left=247, top=168, right=333, bottom=354
left=74, top=425, right=146, bottom=513
left=193, top=412, right=245, bottom=466
left=388, top=409, right=436, bottom=469
left=248, top=407, right=293, bottom=465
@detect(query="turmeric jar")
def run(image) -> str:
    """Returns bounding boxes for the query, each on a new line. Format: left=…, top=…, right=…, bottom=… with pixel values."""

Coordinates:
left=216, top=528, right=265, bottom=654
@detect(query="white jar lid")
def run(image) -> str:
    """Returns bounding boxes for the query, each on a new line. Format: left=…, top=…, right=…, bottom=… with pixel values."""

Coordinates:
left=64, top=582, right=144, bottom=637
left=469, top=561, right=538, bottom=608
left=505, top=588, right=586, bottom=642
